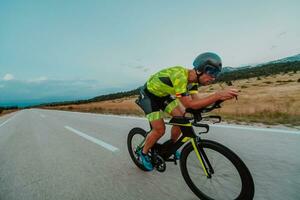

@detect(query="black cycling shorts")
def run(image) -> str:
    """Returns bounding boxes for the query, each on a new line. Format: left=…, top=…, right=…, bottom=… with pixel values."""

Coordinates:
left=136, top=85, right=178, bottom=121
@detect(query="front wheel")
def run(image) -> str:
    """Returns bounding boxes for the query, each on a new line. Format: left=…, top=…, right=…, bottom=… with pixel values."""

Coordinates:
left=180, top=139, right=254, bottom=200
left=127, top=127, right=148, bottom=171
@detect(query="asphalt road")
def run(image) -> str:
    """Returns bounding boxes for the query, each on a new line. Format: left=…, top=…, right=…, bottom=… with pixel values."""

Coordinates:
left=0, top=109, right=299, bottom=200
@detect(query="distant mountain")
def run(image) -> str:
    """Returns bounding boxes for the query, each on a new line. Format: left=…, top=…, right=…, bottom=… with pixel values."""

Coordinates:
left=222, top=66, right=237, bottom=73
left=265, top=54, right=300, bottom=64
left=222, top=53, right=300, bottom=73
left=222, top=65, right=253, bottom=73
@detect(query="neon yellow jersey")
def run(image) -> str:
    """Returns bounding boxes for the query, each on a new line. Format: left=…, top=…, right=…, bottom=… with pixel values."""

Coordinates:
left=146, top=66, right=198, bottom=97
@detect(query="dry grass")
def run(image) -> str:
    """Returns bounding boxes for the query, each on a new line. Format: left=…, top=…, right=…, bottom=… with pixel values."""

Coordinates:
left=202, top=72, right=300, bottom=126
left=0, top=109, right=18, bottom=117
left=44, top=72, right=300, bottom=127
left=43, top=96, right=144, bottom=116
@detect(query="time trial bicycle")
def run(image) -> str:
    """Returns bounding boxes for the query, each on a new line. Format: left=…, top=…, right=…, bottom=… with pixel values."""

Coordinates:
left=127, top=100, right=255, bottom=200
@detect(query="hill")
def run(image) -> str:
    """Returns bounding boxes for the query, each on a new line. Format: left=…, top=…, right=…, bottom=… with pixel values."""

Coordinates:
left=35, top=59, right=300, bottom=108
left=42, top=72, right=300, bottom=127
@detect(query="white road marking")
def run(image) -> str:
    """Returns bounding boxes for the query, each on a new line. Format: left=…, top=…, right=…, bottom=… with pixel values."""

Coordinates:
left=100, top=115, right=300, bottom=134
left=211, top=124, right=300, bottom=135
left=64, top=126, right=119, bottom=152
left=0, top=112, right=19, bottom=128
left=101, top=114, right=300, bottom=134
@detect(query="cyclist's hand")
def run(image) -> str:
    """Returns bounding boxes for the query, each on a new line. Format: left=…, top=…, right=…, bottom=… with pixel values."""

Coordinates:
left=215, top=88, right=239, bottom=101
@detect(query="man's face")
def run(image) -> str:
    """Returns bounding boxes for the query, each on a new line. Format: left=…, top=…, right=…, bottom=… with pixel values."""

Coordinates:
left=199, top=73, right=216, bottom=85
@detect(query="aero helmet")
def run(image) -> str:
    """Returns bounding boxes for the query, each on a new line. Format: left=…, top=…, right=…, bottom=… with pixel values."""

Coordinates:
left=193, top=52, right=222, bottom=73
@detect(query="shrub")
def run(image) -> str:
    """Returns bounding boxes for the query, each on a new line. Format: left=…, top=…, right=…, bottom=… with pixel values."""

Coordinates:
left=225, top=81, right=233, bottom=86
left=276, top=80, right=295, bottom=83
left=263, top=81, right=272, bottom=84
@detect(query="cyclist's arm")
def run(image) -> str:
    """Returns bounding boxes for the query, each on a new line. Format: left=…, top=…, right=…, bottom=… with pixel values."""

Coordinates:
left=179, top=88, right=239, bottom=109
left=178, top=93, right=219, bottom=109
left=190, top=93, right=202, bottom=100
left=187, top=83, right=199, bottom=100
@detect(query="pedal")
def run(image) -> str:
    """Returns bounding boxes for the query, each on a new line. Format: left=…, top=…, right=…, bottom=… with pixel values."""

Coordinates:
left=155, top=155, right=166, bottom=172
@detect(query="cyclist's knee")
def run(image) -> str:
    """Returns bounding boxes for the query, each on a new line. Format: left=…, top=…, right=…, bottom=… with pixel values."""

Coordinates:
left=171, top=106, right=184, bottom=117
left=152, top=124, right=166, bottom=137
left=149, top=118, right=165, bottom=138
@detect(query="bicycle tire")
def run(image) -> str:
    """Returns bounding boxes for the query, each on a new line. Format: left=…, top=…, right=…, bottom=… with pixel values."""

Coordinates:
left=127, top=127, right=148, bottom=171
left=180, top=139, right=254, bottom=200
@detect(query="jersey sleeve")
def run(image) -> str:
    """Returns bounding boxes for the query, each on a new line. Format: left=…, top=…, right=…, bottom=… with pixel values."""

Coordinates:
left=170, top=68, right=188, bottom=98
left=187, top=83, right=199, bottom=94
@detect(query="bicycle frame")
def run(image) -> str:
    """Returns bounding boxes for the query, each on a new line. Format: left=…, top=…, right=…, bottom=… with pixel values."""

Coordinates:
left=135, top=101, right=223, bottom=175
left=149, top=116, right=214, bottom=178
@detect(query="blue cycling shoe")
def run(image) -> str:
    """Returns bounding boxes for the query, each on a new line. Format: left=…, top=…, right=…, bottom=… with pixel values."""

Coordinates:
left=137, top=150, right=154, bottom=171
left=174, top=150, right=181, bottom=160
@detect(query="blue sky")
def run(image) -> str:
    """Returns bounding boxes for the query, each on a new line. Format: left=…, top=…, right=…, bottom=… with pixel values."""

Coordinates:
left=1, top=0, right=300, bottom=106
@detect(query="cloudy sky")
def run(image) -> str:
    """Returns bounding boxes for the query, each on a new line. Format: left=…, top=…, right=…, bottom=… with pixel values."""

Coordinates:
left=1, top=0, right=300, bottom=106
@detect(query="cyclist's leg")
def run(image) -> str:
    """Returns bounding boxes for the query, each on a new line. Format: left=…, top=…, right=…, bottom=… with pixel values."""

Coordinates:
left=164, top=99, right=185, bottom=142
left=164, top=102, right=184, bottom=159
left=142, top=117, right=166, bottom=154
left=136, top=86, right=167, bottom=154
left=170, top=106, right=185, bottom=142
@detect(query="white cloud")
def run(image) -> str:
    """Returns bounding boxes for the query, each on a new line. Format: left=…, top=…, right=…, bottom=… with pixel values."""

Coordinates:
left=3, top=74, right=14, bottom=81
left=278, top=31, right=287, bottom=37
left=36, top=76, right=48, bottom=81
left=28, top=76, right=48, bottom=83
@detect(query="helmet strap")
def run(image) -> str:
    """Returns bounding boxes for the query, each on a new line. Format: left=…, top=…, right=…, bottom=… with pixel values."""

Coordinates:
left=195, top=69, right=203, bottom=85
